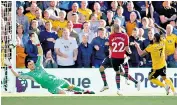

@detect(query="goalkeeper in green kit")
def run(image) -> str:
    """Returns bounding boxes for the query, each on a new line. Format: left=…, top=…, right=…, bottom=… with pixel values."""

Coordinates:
left=5, top=43, right=95, bottom=94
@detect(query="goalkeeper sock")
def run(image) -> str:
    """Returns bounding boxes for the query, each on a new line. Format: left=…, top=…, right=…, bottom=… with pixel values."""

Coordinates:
left=100, top=71, right=108, bottom=86
left=150, top=79, right=165, bottom=87
left=72, top=86, right=84, bottom=92
left=165, top=78, right=175, bottom=92
left=123, top=63, right=129, bottom=78
left=116, top=74, right=120, bottom=89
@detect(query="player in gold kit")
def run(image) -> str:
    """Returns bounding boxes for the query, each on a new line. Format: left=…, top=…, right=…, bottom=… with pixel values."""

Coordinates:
left=134, top=28, right=177, bottom=96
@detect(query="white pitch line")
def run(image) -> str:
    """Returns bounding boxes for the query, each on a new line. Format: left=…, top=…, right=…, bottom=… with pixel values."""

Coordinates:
left=1, top=93, right=173, bottom=97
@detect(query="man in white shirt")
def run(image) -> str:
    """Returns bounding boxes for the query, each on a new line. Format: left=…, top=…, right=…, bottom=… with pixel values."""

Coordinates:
left=54, top=28, right=78, bottom=67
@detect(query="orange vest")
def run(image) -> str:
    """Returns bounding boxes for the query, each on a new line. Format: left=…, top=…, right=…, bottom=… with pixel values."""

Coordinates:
left=16, top=46, right=27, bottom=68
left=126, top=21, right=137, bottom=36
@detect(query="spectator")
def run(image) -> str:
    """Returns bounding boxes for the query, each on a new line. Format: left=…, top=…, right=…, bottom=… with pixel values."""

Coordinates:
left=16, top=6, right=29, bottom=34
left=53, top=10, right=68, bottom=37
left=29, top=19, right=40, bottom=36
left=67, top=21, right=80, bottom=45
left=79, top=13, right=87, bottom=23
left=77, top=35, right=93, bottom=68
left=79, top=22, right=96, bottom=43
left=16, top=24, right=29, bottom=48
left=90, top=14, right=100, bottom=33
left=72, top=13, right=83, bottom=34
left=99, top=19, right=110, bottom=38
left=112, top=18, right=126, bottom=34
left=106, top=10, right=114, bottom=27
left=16, top=1, right=25, bottom=8
left=138, top=28, right=146, bottom=67
left=142, top=17, right=150, bottom=39
left=43, top=49, right=58, bottom=68
left=133, top=1, right=150, bottom=18
left=117, top=1, right=127, bottom=10
left=54, top=28, right=78, bottom=68
left=43, top=10, right=54, bottom=27
left=129, top=28, right=143, bottom=67
left=165, top=24, right=177, bottom=60
left=23, top=1, right=42, bottom=14
left=35, top=9, right=45, bottom=31
left=138, top=28, right=145, bottom=41
left=46, top=1, right=60, bottom=20
left=91, top=27, right=109, bottom=68
left=97, top=1, right=109, bottom=13
left=110, top=1, right=118, bottom=15
left=78, top=1, right=92, bottom=21
left=39, top=21, right=58, bottom=57
left=58, top=1, right=71, bottom=12
left=67, top=3, right=82, bottom=22
left=171, top=1, right=177, bottom=10
left=152, top=1, right=164, bottom=14
left=106, top=10, right=114, bottom=32
left=93, top=2, right=106, bottom=20
left=90, top=14, right=98, bottom=21
left=159, top=1, right=177, bottom=29
left=25, top=33, right=38, bottom=65
left=142, top=28, right=154, bottom=67
left=170, top=21, right=177, bottom=35
left=148, top=18, right=160, bottom=34
left=25, top=3, right=38, bottom=22
left=123, top=1, right=141, bottom=21
left=16, top=36, right=27, bottom=68
left=126, top=12, right=142, bottom=36
left=99, top=19, right=106, bottom=28
left=168, top=49, right=177, bottom=67
left=114, top=6, right=126, bottom=27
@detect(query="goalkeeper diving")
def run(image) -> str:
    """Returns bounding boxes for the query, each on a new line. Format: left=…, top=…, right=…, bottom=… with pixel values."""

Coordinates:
left=4, top=38, right=95, bottom=94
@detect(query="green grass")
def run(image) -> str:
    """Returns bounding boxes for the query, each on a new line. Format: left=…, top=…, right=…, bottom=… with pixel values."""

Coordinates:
left=2, top=96, right=177, bottom=105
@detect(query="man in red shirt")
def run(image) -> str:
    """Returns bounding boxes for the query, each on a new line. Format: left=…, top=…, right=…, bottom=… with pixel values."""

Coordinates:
left=109, top=24, right=131, bottom=95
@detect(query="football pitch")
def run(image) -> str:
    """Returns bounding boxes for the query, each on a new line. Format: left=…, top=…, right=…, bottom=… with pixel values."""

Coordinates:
left=2, top=95, right=177, bottom=105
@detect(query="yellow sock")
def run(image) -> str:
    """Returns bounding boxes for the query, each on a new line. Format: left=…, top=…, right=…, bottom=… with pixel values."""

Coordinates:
left=150, top=79, right=165, bottom=87
left=165, top=78, right=175, bottom=92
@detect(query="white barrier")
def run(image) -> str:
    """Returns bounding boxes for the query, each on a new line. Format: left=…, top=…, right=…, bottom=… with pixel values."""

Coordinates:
left=13, top=68, right=177, bottom=95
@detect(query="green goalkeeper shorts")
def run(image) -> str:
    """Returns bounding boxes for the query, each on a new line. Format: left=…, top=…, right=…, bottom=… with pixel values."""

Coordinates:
left=48, top=80, right=71, bottom=94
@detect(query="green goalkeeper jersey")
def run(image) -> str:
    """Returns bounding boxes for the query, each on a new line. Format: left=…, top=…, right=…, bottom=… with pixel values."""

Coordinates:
left=18, top=56, right=65, bottom=89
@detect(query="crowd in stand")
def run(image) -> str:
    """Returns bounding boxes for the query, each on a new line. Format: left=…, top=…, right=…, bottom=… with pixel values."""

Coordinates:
left=14, top=1, right=177, bottom=68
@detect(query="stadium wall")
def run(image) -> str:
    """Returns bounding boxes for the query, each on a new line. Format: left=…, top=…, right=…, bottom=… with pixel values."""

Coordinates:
left=11, top=68, right=177, bottom=95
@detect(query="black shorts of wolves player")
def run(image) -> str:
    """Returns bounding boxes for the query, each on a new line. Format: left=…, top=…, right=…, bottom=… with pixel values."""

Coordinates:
left=148, top=66, right=166, bottom=80
left=110, top=58, right=124, bottom=72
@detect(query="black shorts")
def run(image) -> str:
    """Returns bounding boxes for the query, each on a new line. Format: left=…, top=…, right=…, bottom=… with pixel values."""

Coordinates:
left=101, top=57, right=112, bottom=68
left=110, top=58, right=124, bottom=72
left=148, top=66, right=167, bottom=80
